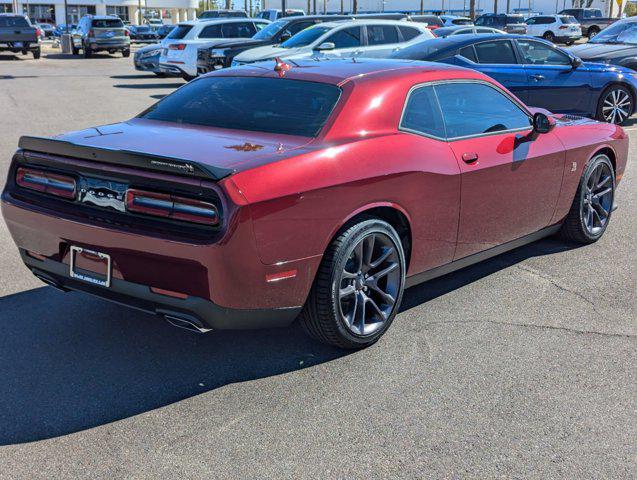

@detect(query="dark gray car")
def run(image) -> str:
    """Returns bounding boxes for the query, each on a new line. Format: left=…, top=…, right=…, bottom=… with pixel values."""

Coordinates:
left=568, top=17, right=637, bottom=70
left=72, top=15, right=130, bottom=58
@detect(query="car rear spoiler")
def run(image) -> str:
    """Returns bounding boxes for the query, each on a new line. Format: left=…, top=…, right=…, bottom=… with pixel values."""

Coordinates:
left=18, top=136, right=235, bottom=181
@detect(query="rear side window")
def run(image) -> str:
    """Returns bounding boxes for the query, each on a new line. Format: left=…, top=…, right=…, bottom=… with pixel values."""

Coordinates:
left=399, top=26, right=421, bottom=41
left=92, top=19, right=123, bottom=28
left=517, top=39, right=571, bottom=65
left=458, top=45, right=477, bottom=62
left=560, top=16, right=578, bottom=24
left=140, top=77, right=341, bottom=137
left=167, top=25, right=192, bottom=39
left=0, top=16, right=30, bottom=27
left=401, top=86, right=445, bottom=138
left=434, top=82, right=530, bottom=138
left=474, top=40, right=517, bottom=64
left=366, top=25, right=399, bottom=45
left=326, top=26, right=362, bottom=48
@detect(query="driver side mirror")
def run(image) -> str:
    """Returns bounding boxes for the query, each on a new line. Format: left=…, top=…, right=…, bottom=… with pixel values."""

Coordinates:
left=533, top=112, right=556, bottom=134
left=314, top=42, right=335, bottom=51
left=279, top=30, right=292, bottom=43
left=571, top=56, right=582, bottom=69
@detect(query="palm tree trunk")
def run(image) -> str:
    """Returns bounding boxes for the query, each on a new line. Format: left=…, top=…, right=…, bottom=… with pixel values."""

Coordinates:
left=469, top=0, right=476, bottom=20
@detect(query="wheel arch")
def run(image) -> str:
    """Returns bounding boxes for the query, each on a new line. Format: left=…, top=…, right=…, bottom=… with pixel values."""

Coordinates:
left=329, top=203, right=414, bottom=272
left=591, top=146, right=617, bottom=173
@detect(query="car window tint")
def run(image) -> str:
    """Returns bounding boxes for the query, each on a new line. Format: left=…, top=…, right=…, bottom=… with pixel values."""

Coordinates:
left=474, top=40, right=517, bottom=64
left=367, top=25, right=399, bottom=45
left=92, top=19, right=123, bottom=28
left=326, top=26, right=362, bottom=48
left=398, top=26, right=421, bottom=40
left=458, top=45, right=477, bottom=62
left=221, top=22, right=257, bottom=37
left=401, top=85, right=445, bottom=138
left=288, top=21, right=314, bottom=35
left=434, top=82, right=531, bottom=138
left=167, top=25, right=192, bottom=39
left=281, top=25, right=330, bottom=47
left=0, top=16, right=30, bottom=27
left=140, top=77, right=341, bottom=137
left=517, top=40, right=571, bottom=65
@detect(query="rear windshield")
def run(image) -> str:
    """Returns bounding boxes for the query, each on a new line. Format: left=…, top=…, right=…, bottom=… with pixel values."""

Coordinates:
left=92, top=19, right=124, bottom=28
left=0, top=16, right=30, bottom=28
left=167, top=24, right=193, bottom=39
left=560, top=16, right=578, bottom=24
left=139, top=77, right=341, bottom=137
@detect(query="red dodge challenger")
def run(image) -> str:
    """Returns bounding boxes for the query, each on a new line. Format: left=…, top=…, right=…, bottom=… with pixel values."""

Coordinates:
left=1, top=59, right=628, bottom=348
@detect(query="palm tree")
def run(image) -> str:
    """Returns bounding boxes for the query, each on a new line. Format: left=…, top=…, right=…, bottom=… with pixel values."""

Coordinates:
left=469, top=0, right=475, bottom=19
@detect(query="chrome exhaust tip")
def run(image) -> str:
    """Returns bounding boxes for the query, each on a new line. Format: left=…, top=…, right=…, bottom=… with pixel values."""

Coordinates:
left=163, top=313, right=212, bottom=334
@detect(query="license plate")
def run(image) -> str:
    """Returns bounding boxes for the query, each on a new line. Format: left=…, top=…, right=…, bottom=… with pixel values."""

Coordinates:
left=69, top=246, right=111, bottom=287
left=14, top=41, right=23, bottom=47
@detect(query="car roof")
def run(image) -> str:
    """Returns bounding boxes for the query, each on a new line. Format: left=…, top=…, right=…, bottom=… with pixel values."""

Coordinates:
left=214, top=57, right=482, bottom=85
left=178, top=17, right=268, bottom=26
left=318, top=19, right=421, bottom=28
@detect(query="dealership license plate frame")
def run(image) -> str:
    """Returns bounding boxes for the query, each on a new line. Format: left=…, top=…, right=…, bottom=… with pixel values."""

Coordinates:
left=69, top=246, right=112, bottom=288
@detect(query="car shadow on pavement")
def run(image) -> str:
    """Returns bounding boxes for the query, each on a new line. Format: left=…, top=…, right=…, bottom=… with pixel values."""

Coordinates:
left=0, top=288, right=348, bottom=446
left=44, top=53, right=123, bottom=60
left=0, top=236, right=581, bottom=446
left=401, top=236, right=582, bottom=311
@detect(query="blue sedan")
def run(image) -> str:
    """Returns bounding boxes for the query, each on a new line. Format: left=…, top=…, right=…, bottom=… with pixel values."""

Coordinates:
left=392, top=34, right=637, bottom=124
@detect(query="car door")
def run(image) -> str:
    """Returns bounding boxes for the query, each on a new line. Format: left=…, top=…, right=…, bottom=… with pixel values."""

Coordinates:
left=361, top=24, right=402, bottom=57
left=469, top=39, right=530, bottom=103
left=516, top=38, right=592, bottom=114
left=432, top=81, right=565, bottom=259
left=317, top=25, right=363, bottom=59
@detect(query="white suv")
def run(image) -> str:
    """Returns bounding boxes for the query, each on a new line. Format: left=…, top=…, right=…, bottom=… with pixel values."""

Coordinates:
left=159, top=18, right=270, bottom=80
left=232, top=19, right=434, bottom=65
left=525, top=15, right=582, bottom=45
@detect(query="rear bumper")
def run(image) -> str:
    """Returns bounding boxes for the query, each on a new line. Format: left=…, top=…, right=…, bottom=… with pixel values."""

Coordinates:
left=88, top=39, right=129, bottom=50
left=21, top=250, right=301, bottom=330
left=554, top=34, right=581, bottom=42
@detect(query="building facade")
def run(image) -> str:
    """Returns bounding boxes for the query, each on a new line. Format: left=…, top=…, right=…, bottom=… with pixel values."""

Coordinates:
left=1, top=0, right=198, bottom=25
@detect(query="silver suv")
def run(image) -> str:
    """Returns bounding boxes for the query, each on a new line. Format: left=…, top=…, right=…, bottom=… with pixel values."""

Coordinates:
left=232, top=19, right=434, bottom=65
left=72, top=15, right=130, bottom=58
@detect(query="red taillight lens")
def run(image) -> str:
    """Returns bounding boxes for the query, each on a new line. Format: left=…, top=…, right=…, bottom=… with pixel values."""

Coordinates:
left=16, top=167, right=76, bottom=199
left=35, top=28, right=42, bottom=37
left=125, top=29, right=130, bottom=36
left=168, top=43, right=187, bottom=50
left=125, top=189, right=219, bottom=225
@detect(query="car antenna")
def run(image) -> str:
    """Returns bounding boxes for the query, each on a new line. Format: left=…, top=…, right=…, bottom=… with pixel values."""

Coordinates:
left=274, top=57, right=292, bottom=77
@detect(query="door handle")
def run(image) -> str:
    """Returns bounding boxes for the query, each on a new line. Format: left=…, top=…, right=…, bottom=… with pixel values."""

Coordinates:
left=530, top=74, right=545, bottom=81
left=462, top=152, right=479, bottom=164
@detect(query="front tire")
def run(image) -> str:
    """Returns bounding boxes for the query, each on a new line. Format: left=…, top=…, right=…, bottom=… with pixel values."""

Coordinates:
left=32, top=48, right=40, bottom=59
left=83, top=45, right=91, bottom=58
left=543, top=31, right=555, bottom=43
left=588, top=27, right=599, bottom=39
left=300, top=218, right=406, bottom=349
left=560, top=154, right=615, bottom=244
left=122, top=49, right=130, bottom=58
left=596, top=84, right=633, bottom=124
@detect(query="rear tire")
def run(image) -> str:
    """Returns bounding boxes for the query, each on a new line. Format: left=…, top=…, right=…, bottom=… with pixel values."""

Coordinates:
left=32, top=48, right=40, bottom=59
left=83, top=45, right=91, bottom=58
left=559, top=154, right=615, bottom=244
left=543, top=31, right=555, bottom=43
left=122, top=49, right=130, bottom=58
left=300, top=217, right=406, bottom=349
left=182, top=73, right=196, bottom=81
left=588, top=27, right=599, bottom=39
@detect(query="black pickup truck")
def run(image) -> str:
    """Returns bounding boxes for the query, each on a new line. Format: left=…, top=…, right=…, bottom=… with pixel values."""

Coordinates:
left=0, top=14, right=41, bottom=58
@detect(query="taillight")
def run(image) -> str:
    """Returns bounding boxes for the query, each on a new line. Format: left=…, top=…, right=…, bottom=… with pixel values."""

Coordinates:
left=35, top=28, right=42, bottom=37
left=124, top=29, right=130, bottom=36
left=559, top=25, right=568, bottom=29
left=88, top=29, right=95, bottom=37
left=125, top=189, right=219, bottom=225
left=168, top=43, right=187, bottom=50
left=16, top=167, right=76, bottom=199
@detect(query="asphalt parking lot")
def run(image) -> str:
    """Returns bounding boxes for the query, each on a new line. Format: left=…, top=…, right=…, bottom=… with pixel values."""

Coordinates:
left=0, top=47, right=635, bottom=479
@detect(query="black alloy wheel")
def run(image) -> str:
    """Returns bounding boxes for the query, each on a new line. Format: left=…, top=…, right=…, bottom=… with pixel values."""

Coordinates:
left=301, top=218, right=406, bottom=349
left=560, top=154, right=615, bottom=243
